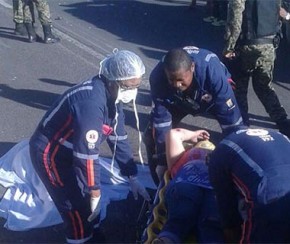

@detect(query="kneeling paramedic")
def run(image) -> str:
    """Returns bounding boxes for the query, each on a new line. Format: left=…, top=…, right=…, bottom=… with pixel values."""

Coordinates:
left=144, top=46, right=245, bottom=185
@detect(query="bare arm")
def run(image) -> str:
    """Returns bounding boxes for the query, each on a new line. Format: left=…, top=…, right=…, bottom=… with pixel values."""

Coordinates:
left=165, top=128, right=210, bottom=170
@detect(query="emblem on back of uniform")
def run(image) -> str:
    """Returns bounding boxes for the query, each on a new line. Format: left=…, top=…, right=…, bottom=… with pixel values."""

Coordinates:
left=183, top=46, right=199, bottom=50
left=183, top=46, right=199, bottom=54
left=246, top=129, right=273, bottom=141
left=246, top=129, right=268, bottom=136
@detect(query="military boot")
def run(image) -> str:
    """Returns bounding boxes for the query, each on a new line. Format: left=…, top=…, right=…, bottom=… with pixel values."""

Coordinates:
left=24, top=23, right=37, bottom=43
left=42, top=24, right=60, bottom=44
left=14, top=23, right=27, bottom=36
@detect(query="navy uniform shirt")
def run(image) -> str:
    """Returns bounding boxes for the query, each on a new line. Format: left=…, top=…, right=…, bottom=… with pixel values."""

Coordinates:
left=150, top=46, right=244, bottom=161
left=32, top=76, right=137, bottom=191
left=209, top=128, right=290, bottom=228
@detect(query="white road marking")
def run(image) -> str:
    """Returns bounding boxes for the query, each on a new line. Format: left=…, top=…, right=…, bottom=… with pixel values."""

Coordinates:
left=0, top=0, right=11, bottom=8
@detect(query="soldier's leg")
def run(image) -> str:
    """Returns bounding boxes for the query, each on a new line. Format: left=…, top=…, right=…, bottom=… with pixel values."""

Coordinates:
left=28, top=1, right=35, bottom=24
left=13, top=0, right=23, bottom=24
left=231, top=48, right=253, bottom=125
left=13, top=0, right=27, bottom=35
left=23, top=0, right=38, bottom=42
left=252, top=45, right=288, bottom=122
left=233, top=76, right=250, bottom=125
left=23, top=0, right=33, bottom=23
left=33, top=0, right=60, bottom=43
left=252, top=44, right=290, bottom=137
left=32, top=0, right=51, bottom=25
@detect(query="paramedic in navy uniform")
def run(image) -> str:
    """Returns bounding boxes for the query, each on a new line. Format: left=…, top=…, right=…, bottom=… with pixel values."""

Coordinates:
left=209, top=128, right=290, bottom=243
left=145, top=46, right=245, bottom=184
left=29, top=50, right=150, bottom=243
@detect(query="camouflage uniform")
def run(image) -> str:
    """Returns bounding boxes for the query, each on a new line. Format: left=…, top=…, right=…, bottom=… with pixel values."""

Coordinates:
left=13, top=0, right=34, bottom=24
left=21, top=0, right=60, bottom=44
left=23, top=0, right=51, bottom=25
left=13, top=0, right=24, bottom=24
left=224, top=0, right=288, bottom=124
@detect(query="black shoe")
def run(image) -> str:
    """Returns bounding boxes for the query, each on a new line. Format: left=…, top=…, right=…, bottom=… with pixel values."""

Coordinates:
left=14, top=23, right=27, bottom=36
left=277, top=119, right=290, bottom=138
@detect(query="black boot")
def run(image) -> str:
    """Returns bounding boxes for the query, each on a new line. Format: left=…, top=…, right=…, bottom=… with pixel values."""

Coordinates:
left=24, top=23, right=37, bottom=43
left=42, top=24, right=60, bottom=44
left=14, top=23, right=27, bottom=36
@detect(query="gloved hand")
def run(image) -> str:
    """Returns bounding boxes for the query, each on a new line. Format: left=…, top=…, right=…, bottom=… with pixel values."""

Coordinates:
left=128, top=175, right=151, bottom=201
left=87, top=195, right=101, bottom=222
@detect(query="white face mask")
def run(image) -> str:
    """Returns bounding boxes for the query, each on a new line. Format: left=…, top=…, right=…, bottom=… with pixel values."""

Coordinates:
left=116, top=87, right=138, bottom=103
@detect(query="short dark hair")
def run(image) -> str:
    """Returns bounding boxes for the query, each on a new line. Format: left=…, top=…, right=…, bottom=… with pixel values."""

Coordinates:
left=163, top=48, right=192, bottom=72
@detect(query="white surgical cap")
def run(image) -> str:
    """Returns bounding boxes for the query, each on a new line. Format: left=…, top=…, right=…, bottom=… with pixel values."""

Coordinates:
left=99, top=50, right=145, bottom=81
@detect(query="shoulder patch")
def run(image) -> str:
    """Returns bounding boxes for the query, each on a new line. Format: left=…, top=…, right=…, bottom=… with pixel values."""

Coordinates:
left=86, top=130, right=99, bottom=143
left=226, top=98, right=233, bottom=108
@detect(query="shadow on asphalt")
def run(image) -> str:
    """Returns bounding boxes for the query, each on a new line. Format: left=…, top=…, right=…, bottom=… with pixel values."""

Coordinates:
left=61, top=0, right=225, bottom=59
left=0, top=84, right=59, bottom=111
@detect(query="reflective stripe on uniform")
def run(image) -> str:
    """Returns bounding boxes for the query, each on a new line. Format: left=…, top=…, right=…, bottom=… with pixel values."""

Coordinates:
left=153, top=121, right=172, bottom=128
left=43, top=85, right=93, bottom=127
left=108, top=135, right=128, bottom=141
left=220, top=117, right=243, bottom=129
left=59, top=138, right=73, bottom=149
left=220, top=139, right=264, bottom=177
left=73, top=152, right=99, bottom=160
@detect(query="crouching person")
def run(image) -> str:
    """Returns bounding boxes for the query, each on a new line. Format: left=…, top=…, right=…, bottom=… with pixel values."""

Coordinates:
left=209, top=128, right=290, bottom=243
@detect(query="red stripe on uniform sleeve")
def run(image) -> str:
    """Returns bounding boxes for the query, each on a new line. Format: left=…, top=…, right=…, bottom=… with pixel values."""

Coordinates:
left=86, top=159, right=95, bottom=187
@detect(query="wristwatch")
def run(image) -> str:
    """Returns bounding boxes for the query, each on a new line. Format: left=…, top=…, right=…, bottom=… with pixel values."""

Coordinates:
left=286, top=12, right=290, bottom=21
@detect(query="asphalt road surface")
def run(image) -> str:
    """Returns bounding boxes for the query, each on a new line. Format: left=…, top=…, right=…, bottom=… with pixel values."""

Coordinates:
left=0, top=0, right=290, bottom=243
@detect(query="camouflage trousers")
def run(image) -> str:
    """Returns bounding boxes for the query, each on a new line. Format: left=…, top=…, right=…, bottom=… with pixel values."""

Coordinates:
left=13, top=0, right=52, bottom=25
left=12, top=0, right=34, bottom=23
left=233, top=44, right=287, bottom=123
